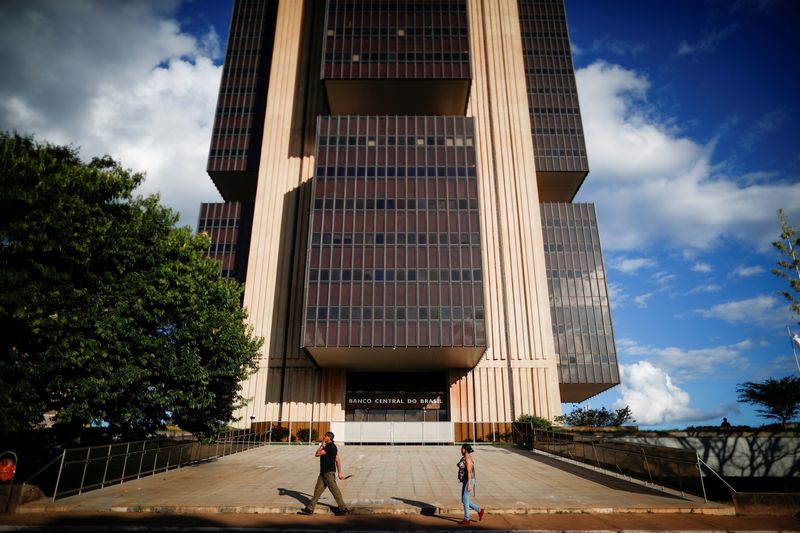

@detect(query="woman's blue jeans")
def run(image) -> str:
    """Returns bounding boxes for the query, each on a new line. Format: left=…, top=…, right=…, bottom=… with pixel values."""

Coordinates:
left=461, top=479, right=480, bottom=520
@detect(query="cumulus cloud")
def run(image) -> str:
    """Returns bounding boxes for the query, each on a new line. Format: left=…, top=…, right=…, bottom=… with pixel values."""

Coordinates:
left=692, top=262, right=713, bottom=273
left=613, top=361, right=705, bottom=424
left=732, top=265, right=765, bottom=277
left=591, top=36, right=647, bottom=57
left=0, top=0, right=223, bottom=227
left=676, top=23, right=740, bottom=57
left=574, top=61, right=800, bottom=252
left=696, top=294, right=794, bottom=328
left=689, top=283, right=722, bottom=294
left=652, top=271, right=676, bottom=287
left=610, top=256, right=657, bottom=274
left=617, top=338, right=752, bottom=382
left=633, top=293, right=653, bottom=309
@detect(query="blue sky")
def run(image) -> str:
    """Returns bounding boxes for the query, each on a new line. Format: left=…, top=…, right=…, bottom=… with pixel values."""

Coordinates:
left=0, top=0, right=798, bottom=428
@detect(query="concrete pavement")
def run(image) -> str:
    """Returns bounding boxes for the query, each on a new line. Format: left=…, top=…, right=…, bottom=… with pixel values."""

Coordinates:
left=15, top=445, right=728, bottom=515
left=6, top=444, right=798, bottom=531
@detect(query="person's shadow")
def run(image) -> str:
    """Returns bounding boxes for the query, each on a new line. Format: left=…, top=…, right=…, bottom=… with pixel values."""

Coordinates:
left=277, top=487, right=336, bottom=511
left=392, top=496, right=458, bottom=521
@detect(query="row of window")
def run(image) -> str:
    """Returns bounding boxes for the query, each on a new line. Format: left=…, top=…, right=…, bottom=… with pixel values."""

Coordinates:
left=223, top=48, right=263, bottom=58
left=309, top=268, right=483, bottom=283
left=215, top=107, right=254, bottom=116
left=542, top=217, right=597, bottom=228
left=529, top=87, right=576, bottom=95
left=218, top=87, right=258, bottom=96
left=521, top=31, right=568, bottom=39
left=533, top=127, right=582, bottom=135
left=213, top=127, right=253, bottom=136
left=308, top=306, right=485, bottom=321
left=222, top=67, right=260, bottom=76
left=535, top=149, right=586, bottom=158
left=310, top=232, right=481, bottom=246
left=319, top=135, right=474, bottom=147
left=209, top=149, right=250, bottom=157
left=546, top=270, right=601, bottom=280
left=327, top=27, right=468, bottom=37
left=328, top=3, right=467, bottom=13
left=544, top=243, right=600, bottom=253
left=315, top=166, right=477, bottom=178
left=313, top=198, right=478, bottom=211
left=523, top=49, right=571, bottom=58
left=532, top=106, right=580, bottom=115
left=325, top=52, right=469, bottom=63
left=207, top=243, right=238, bottom=253
left=525, top=67, right=574, bottom=75
left=518, top=14, right=565, bottom=21
left=229, top=31, right=265, bottom=39
left=198, top=217, right=241, bottom=229
left=553, top=324, right=613, bottom=336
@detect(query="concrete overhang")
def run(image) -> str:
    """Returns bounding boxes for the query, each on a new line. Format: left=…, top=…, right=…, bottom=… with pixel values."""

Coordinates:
left=305, top=345, right=485, bottom=371
left=324, top=79, right=470, bottom=116
left=536, top=170, right=589, bottom=203
left=559, top=382, right=619, bottom=404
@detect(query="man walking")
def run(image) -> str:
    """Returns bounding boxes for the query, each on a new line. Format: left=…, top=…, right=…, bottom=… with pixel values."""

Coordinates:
left=298, top=431, right=350, bottom=515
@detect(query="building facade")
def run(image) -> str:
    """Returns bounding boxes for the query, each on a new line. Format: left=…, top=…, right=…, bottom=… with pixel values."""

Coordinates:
left=199, top=0, right=618, bottom=441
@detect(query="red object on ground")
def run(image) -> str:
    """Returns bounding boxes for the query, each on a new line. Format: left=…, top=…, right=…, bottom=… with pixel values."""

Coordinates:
left=0, top=458, right=15, bottom=482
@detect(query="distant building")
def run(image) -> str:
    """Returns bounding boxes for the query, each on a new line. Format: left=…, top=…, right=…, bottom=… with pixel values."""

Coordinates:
left=198, top=0, right=619, bottom=441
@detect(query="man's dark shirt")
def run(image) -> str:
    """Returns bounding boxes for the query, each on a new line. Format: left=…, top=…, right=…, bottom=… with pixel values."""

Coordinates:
left=320, top=442, right=337, bottom=473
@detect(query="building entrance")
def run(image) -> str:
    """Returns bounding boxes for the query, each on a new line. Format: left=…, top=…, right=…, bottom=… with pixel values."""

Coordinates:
left=344, top=372, right=448, bottom=422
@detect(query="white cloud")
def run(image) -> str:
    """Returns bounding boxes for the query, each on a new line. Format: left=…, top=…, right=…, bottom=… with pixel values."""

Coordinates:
left=692, top=262, right=713, bottom=273
left=676, top=24, right=740, bottom=57
left=633, top=293, right=653, bottom=308
left=696, top=294, right=794, bottom=328
left=618, top=338, right=751, bottom=382
left=591, top=37, right=647, bottom=57
left=652, top=271, right=676, bottom=287
left=574, top=61, right=800, bottom=253
left=0, top=1, right=223, bottom=227
left=733, top=265, right=766, bottom=277
left=689, top=283, right=722, bottom=294
left=610, top=256, right=657, bottom=274
left=613, top=361, right=704, bottom=425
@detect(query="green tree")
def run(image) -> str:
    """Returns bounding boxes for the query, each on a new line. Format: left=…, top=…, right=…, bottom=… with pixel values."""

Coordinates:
left=554, top=406, right=634, bottom=427
left=772, top=209, right=800, bottom=325
left=737, top=376, right=800, bottom=427
left=0, top=133, right=262, bottom=440
left=515, top=414, right=552, bottom=430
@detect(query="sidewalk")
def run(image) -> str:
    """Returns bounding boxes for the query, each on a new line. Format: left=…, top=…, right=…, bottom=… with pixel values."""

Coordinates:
left=6, top=444, right=797, bottom=531
left=1, top=510, right=799, bottom=531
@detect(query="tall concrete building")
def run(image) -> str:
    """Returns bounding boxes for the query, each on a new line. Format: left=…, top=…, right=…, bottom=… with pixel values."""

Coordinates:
left=201, top=0, right=619, bottom=442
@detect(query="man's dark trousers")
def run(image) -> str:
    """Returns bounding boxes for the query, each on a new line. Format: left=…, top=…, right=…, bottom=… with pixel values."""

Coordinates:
left=307, top=472, right=347, bottom=512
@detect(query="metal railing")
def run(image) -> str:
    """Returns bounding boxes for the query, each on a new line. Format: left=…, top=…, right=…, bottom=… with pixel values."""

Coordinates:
left=42, top=428, right=266, bottom=500
left=513, top=424, right=705, bottom=498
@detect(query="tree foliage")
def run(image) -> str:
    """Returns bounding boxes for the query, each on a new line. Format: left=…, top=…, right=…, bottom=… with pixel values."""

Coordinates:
left=0, top=133, right=262, bottom=440
left=737, top=376, right=800, bottom=427
left=515, top=414, right=552, bottom=430
left=554, top=406, right=634, bottom=427
left=772, top=209, right=800, bottom=325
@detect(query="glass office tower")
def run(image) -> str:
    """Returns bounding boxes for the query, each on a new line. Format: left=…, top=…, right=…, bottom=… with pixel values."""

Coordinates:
left=198, top=0, right=619, bottom=440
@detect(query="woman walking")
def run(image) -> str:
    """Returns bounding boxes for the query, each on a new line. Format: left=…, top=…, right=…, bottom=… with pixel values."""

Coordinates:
left=456, top=444, right=484, bottom=525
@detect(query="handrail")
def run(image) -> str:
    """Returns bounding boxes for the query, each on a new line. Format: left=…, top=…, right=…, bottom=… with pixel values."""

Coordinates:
left=696, top=454, right=737, bottom=503
left=512, top=424, right=703, bottom=499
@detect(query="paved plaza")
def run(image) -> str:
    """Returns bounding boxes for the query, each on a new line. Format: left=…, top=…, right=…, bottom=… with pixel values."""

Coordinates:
left=17, top=444, right=730, bottom=515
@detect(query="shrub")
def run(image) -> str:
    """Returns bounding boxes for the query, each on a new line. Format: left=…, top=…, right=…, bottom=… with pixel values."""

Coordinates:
left=515, top=414, right=552, bottom=430
left=295, top=428, right=318, bottom=442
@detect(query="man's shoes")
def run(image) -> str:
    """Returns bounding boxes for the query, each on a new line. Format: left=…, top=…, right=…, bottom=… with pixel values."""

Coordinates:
left=334, top=508, right=351, bottom=515
left=457, top=519, right=470, bottom=525
left=297, top=508, right=313, bottom=515
left=478, top=508, right=484, bottom=521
